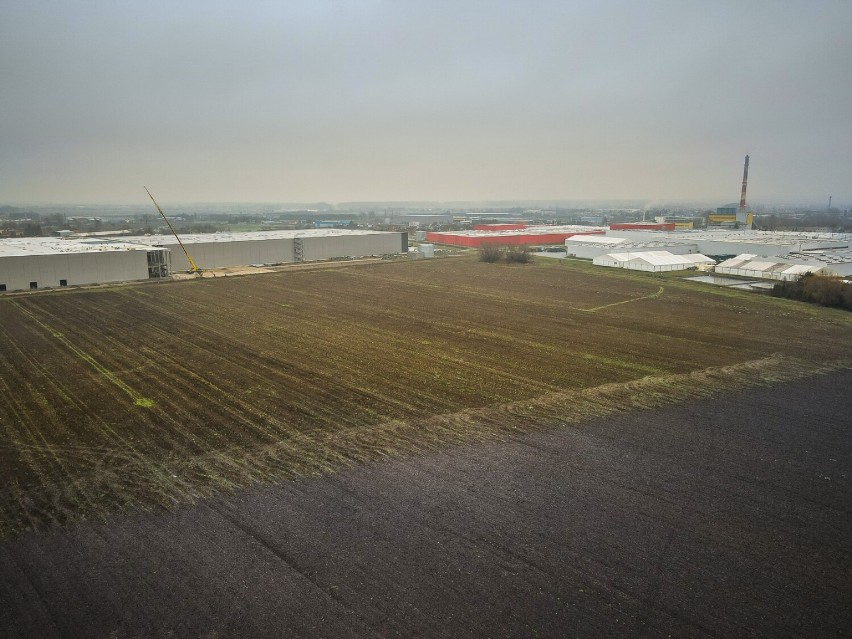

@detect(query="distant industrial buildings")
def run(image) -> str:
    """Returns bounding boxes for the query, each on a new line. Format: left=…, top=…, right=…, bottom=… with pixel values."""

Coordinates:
left=425, top=226, right=604, bottom=247
left=5, top=216, right=851, bottom=295
left=708, top=155, right=754, bottom=228
left=417, top=219, right=852, bottom=278
left=603, top=229, right=851, bottom=262
left=709, top=204, right=754, bottom=228
left=0, top=229, right=407, bottom=293
left=579, top=229, right=852, bottom=277
left=564, top=235, right=703, bottom=260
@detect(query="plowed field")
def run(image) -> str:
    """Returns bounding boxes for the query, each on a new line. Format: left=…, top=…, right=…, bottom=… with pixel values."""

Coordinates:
left=2, top=256, right=851, bottom=535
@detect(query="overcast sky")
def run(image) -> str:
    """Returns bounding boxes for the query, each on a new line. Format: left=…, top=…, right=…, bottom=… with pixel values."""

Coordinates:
left=1, top=1, right=849, bottom=206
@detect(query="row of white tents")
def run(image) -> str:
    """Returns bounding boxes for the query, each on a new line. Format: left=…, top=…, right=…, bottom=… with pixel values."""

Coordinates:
left=714, top=254, right=830, bottom=280
left=589, top=249, right=829, bottom=278
left=567, top=234, right=847, bottom=278
left=592, top=251, right=715, bottom=272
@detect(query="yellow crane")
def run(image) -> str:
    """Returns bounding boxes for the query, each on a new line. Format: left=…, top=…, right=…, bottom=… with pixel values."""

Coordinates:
left=144, top=187, right=201, bottom=274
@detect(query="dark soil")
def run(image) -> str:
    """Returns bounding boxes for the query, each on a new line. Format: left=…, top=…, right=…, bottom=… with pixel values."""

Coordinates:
left=2, top=370, right=850, bottom=638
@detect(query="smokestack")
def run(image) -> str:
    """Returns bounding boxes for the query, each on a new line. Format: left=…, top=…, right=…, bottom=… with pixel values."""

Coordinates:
left=738, top=154, right=749, bottom=213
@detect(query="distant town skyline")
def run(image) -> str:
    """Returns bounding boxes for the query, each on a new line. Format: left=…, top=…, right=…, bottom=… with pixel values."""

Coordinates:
left=1, top=1, right=850, bottom=206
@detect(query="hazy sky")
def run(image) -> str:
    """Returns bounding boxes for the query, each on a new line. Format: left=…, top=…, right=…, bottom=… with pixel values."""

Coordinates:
left=1, top=1, right=850, bottom=205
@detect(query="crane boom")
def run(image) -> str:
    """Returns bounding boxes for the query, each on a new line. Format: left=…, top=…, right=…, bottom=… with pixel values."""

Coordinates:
left=144, top=187, right=200, bottom=273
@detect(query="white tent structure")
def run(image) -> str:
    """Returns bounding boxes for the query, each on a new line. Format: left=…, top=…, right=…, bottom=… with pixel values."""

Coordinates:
left=715, top=254, right=831, bottom=280
left=593, top=251, right=715, bottom=272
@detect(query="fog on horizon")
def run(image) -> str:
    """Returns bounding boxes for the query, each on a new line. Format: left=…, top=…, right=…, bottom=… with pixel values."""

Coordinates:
left=1, top=1, right=849, bottom=207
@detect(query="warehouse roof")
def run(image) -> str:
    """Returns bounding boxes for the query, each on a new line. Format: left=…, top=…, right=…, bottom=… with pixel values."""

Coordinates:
left=565, top=235, right=626, bottom=245
left=124, top=229, right=398, bottom=246
left=606, top=229, right=851, bottom=249
left=567, top=237, right=696, bottom=250
left=0, top=229, right=401, bottom=257
left=785, top=248, right=852, bottom=266
left=0, top=237, right=157, bottom=257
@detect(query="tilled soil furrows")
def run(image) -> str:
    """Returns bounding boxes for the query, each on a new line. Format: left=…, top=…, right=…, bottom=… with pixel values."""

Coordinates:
left=1, top=257, right=851, bottom=535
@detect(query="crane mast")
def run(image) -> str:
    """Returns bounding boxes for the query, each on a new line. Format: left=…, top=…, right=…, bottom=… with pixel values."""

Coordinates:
left=144, top=187, right=201, bottom=274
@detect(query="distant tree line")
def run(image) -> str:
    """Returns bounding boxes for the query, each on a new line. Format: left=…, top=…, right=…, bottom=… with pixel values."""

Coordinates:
left=771, top=274, right=852, bottom=311
left=175, top=223, right=222, bottom=234
left=22, top=222, right=43, bottom=236
left=479, top=246, right=532, bottom=264
left=757, top=210, right=852, bottom=233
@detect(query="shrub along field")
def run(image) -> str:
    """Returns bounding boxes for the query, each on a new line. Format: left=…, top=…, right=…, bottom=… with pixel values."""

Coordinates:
left=1, top=255, right=851, bottom=536
left=771, top=273, right=852, bottom=310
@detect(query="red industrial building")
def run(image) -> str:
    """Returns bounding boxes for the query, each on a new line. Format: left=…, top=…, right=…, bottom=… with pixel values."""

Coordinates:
left=426, top=226, right=604, bottom=247
left=609, top=222, right=675, bottom=231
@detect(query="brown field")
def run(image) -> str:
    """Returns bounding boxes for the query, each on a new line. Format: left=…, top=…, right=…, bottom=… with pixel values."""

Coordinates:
left=2, top=255, right=851, bottom=536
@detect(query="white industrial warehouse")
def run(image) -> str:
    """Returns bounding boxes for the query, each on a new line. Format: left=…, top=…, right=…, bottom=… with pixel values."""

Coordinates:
left=564, top=235, right=703, bottom=259
left=604, top=229, right=850, bottom=259
left=122, top=229, right=407, bottom=272
left=0, top=229, right=407, bottom=293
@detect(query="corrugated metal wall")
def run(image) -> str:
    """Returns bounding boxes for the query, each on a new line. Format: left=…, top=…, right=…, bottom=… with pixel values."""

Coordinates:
left=301, top=233, right=404, bottom=262
left=163, top=233, right=405, bottom=272
left=0, top=251, right=149, bottom=292
left=162, top=238, right=297, bottom=271
left=0, top=232, right=408, bottom=290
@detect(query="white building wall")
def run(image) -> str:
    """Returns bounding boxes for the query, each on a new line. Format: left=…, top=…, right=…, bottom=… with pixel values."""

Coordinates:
left=0, top=231, right=410, bottom=288
left=162, top=238, right=296, bottom=271
left=301, top=233, right=404, bottom=262
left=565, top=244, right=616, bottom=259
left=605, top=231, right=846, bottom=258
left=695, top=240, right=786, bottom=257
left=592, top=255, right=621, bottom=268
left=161, top=233, right=405, bottom=271
left=567, top=241, right=699, bottom=259
left=0, top=251, right=149, bottom=292
left=623, top=258, right=656, bottom=271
